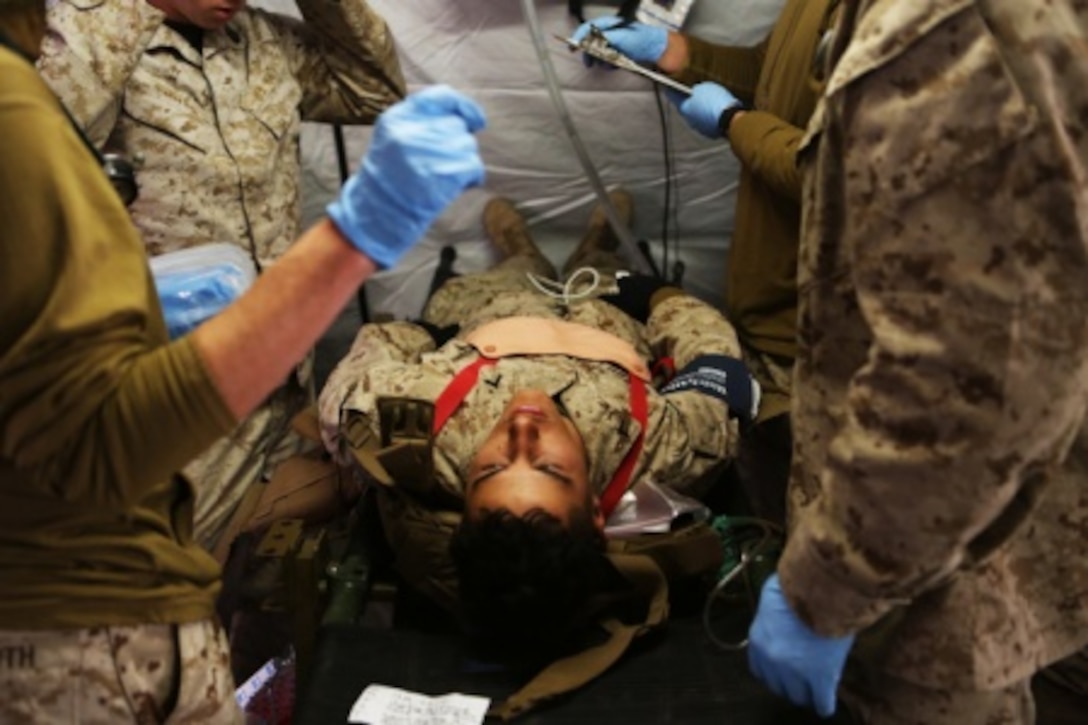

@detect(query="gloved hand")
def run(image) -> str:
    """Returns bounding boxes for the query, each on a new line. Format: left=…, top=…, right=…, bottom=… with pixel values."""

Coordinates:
left=413, top=320, right=460, bottom=348
left=667, top=81, right=742, bottom=139
left=570, top=15, right=668, bottom=66
left=598, top=273, right=682, bottom=324
left=747, top=575, right=856, bottom=718
left=660, top=354, right=761, bottom=423
left=327, top=85, right=487, bottom=269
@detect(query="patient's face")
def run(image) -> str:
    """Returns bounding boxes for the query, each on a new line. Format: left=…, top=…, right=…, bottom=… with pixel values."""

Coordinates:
left=466, top=389, right=602, bottom=530
left=148, top=0, right=245, bottom=29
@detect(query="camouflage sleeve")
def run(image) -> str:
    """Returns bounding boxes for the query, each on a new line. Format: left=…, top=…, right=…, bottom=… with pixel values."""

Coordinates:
left=638, top=388, right=739, bottom=498
left=639, top=295, right=743, bottom=488
left=317, top=321, right=431, bottom=459
left=643, top=294, right=743, bottom=370
left=36, top=0, right=165, bottom=146
left=266, top=0, right=406, bottom=124
left=779, top=6, right=1088, bottom=636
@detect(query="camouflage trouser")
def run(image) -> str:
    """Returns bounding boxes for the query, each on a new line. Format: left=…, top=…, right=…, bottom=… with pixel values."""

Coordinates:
left=422, top=251, right=626, bottom=328
left=0, top=619, right=242, bottom=724
left=735, top=344, right=795, bottom=527
left=839, top=663, right=1034, bottom=725
left=190, top=359, right=315, bottom=551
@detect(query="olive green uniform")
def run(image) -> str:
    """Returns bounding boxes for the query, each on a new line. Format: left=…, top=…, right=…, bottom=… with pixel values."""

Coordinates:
left=0, top=44, right=239, bottom=721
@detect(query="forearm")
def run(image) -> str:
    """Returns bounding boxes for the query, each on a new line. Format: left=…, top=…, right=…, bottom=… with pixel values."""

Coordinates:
left=671, top=34, right=765, bottom=103
left=645, top=295, right=742, bottom=369
left=643, top=397, right=739, bottom=497
left=191, top=218, right=377, bottom=420
left=727, top=111, right=805, bottom=201
left=36, top=0, right=163, bottom=144
left=290, top=0, right=406, bottom=123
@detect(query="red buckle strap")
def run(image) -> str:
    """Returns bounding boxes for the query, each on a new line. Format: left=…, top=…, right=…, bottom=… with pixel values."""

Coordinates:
left=433, top=356, right=648, bottom=516
left=432, top=356, right=496, bottom=434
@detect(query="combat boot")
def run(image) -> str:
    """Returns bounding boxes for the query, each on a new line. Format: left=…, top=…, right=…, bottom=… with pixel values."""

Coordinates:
left=483, top=197, right=543, bottom=260
left=564, top=188, right=634, bottom=275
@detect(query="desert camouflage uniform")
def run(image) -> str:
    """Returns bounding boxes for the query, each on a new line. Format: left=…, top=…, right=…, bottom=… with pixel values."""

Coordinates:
left=320, top=250, right=744, bottom=508
left=37, top=0, right=406, bottom=550
left=778, top=0, right=1088, bottom=721
left=0, top=620, right=240, bottom=724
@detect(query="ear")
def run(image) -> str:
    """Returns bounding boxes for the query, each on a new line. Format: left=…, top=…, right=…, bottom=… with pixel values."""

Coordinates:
left=591, top=495, right=605, bottom=533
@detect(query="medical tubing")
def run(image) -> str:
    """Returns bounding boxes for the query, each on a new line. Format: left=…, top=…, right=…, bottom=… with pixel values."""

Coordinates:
left=519, top=0, right=652, bottom=274
left=526, top=266, right=601, bottom=305
left=702, top=517, right=784, bottom=651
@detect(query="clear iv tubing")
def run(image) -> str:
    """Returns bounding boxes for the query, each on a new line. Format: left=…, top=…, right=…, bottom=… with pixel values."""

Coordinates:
left=519, top=0, right=653, bottom=275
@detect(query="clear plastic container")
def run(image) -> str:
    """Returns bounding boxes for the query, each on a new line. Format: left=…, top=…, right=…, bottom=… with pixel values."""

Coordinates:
left=149, top=243, right=257, bottom=339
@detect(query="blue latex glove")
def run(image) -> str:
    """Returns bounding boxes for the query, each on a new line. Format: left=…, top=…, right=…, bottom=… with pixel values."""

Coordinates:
left=570, top=15, right=668, bottom=66
left=747, top=575, right=856, bottom=718
left=327, top=85, right=487, bottom=269
left=667, top=81, right=741, bottom=139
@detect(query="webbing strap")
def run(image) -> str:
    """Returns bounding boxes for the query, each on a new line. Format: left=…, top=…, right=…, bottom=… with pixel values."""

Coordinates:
left=598, top=373, right=647, bottom=518
left=432, top=356, right=648, bottom=518
left=432, top=356, right=496, bottom=433
left=487, top=553, right=669, bottom=721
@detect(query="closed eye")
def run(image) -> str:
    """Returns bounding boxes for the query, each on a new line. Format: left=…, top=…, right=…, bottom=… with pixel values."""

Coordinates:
left=469, top=463, right=506, bottom=488
left=469, top=463, right=573, bottom=489
left=537, top=464, right=573, bottom=487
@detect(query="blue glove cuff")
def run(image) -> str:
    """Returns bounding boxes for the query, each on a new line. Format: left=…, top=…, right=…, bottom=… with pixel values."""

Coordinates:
left=574, top=16, right=669, bottom=64
left=326, top=85, right=487, bottom=270
left=326, top=160, right=422, bottom=270
left=677, top=82, right=742, bottom=139
left=748, top=575, right=857, bottom=718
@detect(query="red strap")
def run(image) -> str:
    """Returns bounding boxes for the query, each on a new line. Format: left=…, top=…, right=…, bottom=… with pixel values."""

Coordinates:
left=433, top=357, right=648, bottom=518
left=599, top=373, right=648, bottom=519
left=651, top=356, right=676, bottom=384
left=433, top=356, right=496, bottom=434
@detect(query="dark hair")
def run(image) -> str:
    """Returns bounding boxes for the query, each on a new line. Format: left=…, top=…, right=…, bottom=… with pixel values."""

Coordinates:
left=450, top=505, right=610, bottom=661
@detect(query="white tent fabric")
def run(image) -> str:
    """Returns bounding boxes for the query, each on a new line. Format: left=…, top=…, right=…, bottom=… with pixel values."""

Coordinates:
left=256, top=0, right=785, bottom=319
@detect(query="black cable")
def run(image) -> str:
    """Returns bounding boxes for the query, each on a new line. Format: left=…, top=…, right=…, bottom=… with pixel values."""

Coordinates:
left=332, top=123, right=369, bottom=325
left=652, top=85, right=678, bottom=282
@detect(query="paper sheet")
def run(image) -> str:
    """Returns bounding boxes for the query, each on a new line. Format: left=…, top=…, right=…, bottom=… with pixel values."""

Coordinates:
left=348, top=684, right=490, bottom=725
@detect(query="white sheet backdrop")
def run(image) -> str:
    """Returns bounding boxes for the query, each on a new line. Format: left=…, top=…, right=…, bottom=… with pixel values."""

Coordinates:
left=256, top=0, right=785, bottom=319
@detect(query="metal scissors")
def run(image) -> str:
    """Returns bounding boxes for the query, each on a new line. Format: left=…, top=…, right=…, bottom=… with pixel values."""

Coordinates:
left=556, top=26, right=693, bottom=96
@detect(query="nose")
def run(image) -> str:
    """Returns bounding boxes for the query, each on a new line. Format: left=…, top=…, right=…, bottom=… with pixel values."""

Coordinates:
left=505, top=415, right=540, bottom=456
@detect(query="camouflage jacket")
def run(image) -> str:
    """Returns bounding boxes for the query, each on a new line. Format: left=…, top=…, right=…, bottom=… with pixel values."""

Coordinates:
left=779, top=0, right=1088, bottom=689
left=319, top=267, right=744, bottom=504
left=37, top=0, right=405, bottom=269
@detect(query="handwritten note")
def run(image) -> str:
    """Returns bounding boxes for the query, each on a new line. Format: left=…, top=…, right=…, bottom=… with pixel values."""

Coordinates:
left=348, top=684, right=490, bottom=725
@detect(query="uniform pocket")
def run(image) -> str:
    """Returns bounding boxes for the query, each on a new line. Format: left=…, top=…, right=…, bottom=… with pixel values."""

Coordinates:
left=239, top=40, right=301, bottom=143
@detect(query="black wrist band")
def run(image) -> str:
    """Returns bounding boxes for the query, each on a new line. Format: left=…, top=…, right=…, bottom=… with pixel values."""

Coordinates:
left=717, top=103, right=749, bottom=138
